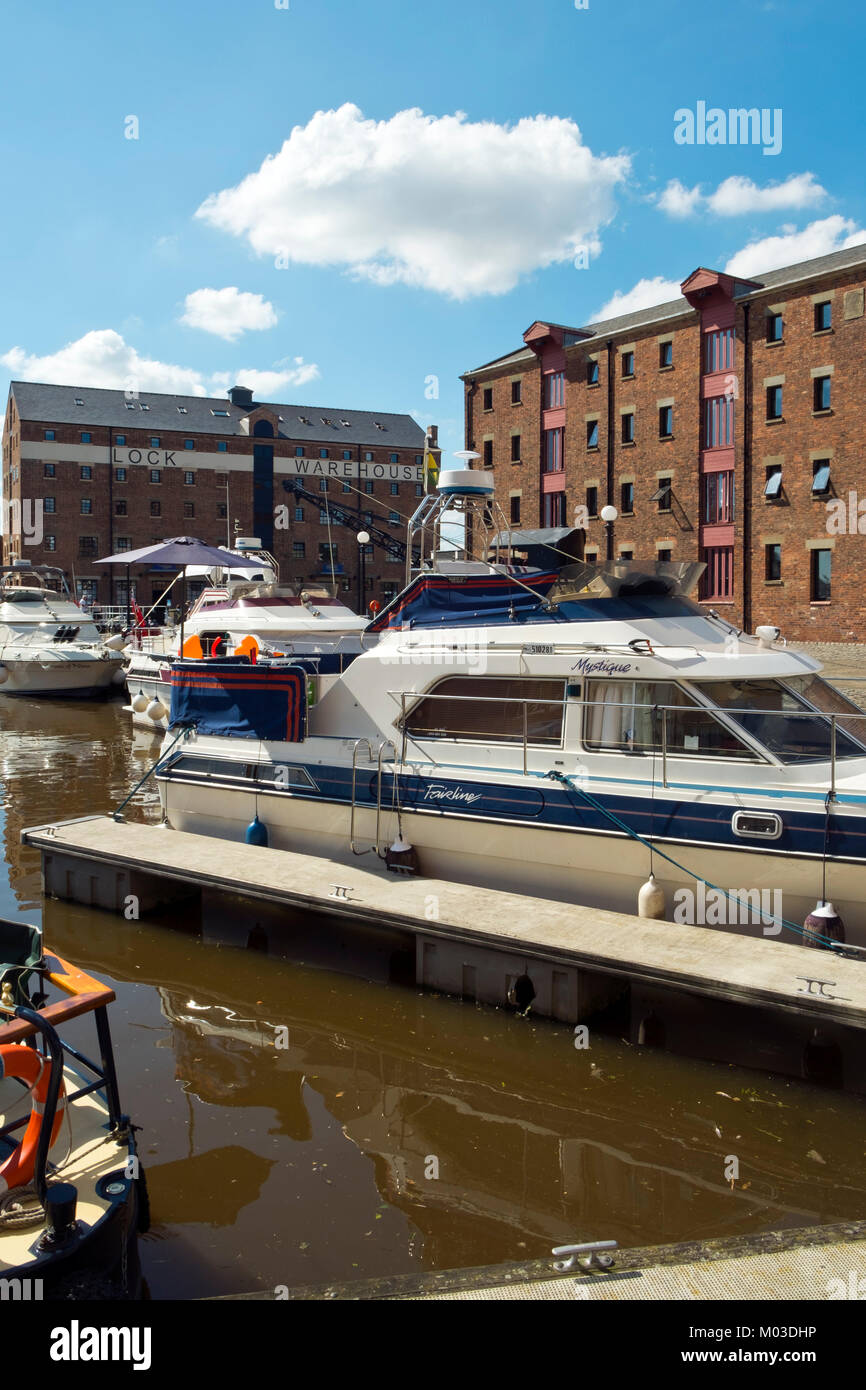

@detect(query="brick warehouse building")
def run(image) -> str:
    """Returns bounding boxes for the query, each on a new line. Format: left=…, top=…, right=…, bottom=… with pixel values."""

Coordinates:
left=1, top=382, right=438, bottom=613
left=463, top=243, right=866, bottom=642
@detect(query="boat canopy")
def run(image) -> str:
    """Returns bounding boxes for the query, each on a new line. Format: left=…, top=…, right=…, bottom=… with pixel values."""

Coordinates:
left=168, top=657, right=307, bottom=741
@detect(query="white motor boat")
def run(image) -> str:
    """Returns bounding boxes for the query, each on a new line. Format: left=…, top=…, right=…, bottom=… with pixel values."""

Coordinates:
left=124, top=540, right=369, bottom=730
left=154, top=473, right=866, bottom=951
left=0, top=563, right=124, bottom=697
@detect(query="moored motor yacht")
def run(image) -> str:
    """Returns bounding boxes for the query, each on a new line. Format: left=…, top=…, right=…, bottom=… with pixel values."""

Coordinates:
left=124, top=539, right=369, bottom=730
left=0, top=563, right=124, bottom=697
left=154, top=470, right=866, bottom=951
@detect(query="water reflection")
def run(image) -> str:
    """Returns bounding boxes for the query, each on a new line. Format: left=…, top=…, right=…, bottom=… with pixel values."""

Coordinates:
left=43, top=900, right=866, bottom=1296
left=1, top=696, right=864, bottom=1299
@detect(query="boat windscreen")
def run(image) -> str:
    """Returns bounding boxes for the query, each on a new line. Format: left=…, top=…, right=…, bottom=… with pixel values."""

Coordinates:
left=695, top=677, right=866, bottom=763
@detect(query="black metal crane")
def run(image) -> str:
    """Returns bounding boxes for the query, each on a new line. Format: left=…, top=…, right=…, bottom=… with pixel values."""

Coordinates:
left=280, top=478, right=408, bottom=561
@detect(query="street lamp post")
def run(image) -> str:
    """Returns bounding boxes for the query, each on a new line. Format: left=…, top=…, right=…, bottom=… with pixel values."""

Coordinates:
left=357, top=530, right=370, bottom=615
left=600, top=503, right=618, bottom=563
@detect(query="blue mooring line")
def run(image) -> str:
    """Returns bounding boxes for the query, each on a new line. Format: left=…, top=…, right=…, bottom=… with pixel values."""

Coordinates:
left=547, top=770, right=842, bottom=950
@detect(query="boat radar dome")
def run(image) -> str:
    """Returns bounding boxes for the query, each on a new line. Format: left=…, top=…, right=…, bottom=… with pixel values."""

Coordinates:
left=437, top=469, right=495, bottom=496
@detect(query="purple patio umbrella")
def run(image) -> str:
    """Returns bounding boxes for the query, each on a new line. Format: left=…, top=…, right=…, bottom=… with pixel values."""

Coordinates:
left=96, top=536, right=253, bottom=647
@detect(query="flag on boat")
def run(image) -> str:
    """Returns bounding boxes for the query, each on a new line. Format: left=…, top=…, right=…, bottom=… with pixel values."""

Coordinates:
left=423, top=440, right=439, bottom=492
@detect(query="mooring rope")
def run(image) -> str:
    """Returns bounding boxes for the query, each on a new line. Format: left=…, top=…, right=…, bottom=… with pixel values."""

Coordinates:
left=547, top=769, right=852, bottom=951
left=112, top=727, right=192, bottom=821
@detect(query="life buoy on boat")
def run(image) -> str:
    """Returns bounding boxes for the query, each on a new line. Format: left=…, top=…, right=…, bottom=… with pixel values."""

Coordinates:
left=0, top=1044, right=66, bottom=1192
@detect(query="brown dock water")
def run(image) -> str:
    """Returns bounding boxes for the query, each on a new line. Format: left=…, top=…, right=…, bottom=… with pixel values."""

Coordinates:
left=1, top=695, right=864, bottom=1299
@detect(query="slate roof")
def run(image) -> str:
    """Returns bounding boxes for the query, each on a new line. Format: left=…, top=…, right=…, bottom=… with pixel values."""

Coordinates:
left=8, top=381, right=429, bottom=447
left=465, top=241, right=866, bottom=374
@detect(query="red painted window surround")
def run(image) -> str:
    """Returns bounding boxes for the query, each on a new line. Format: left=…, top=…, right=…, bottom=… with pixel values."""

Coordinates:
left=700, top=546, right=734, bottom=601
left=542, top=471, right=566, bottom=494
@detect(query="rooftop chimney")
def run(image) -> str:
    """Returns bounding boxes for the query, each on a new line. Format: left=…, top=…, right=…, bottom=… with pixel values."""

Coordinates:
left=427, top=425, right=438, bottom=446
left=228, top=385, right=254, bottom=410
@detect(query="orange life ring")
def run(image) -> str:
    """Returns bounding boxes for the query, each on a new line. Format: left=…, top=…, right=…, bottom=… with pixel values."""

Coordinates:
left=0, top=1044, right=65, bottom=1192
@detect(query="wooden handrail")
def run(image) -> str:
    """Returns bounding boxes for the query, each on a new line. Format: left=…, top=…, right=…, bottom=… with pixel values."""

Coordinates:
left=0, top=949, right=115, bottom=1042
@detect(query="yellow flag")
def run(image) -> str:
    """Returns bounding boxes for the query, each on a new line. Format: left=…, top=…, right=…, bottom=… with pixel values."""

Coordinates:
left=424, top=450, right=439, bottom=491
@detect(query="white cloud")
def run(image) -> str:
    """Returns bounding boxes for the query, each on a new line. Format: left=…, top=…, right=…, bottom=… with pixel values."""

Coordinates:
left=593, top=213, right=866, bottom=321
left=657, top=179, right=704, bottom=218
left=594, top=275, right=684, bottom=320
left=724, top=215, right=866, bottom=276
left=657, top=172, right=827, bottom=219
left=708, top=173, right=827, bottom=216
left=195, top=103, right=629, bottom=299
left=180, top=286, right=278, bottom=341
left=1, top=329, right=318, bottom=397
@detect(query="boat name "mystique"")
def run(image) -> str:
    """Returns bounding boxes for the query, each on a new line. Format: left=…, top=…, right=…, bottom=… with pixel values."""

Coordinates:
left=571, top=658, right=633, bottom=676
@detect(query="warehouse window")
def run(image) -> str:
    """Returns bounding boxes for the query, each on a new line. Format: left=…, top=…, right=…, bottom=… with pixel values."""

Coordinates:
left=45, top=497, right=56, bottom=513
left=81, top=432, right=91, bottom=443
left=217, top=441, right=227, bottom=452
left=184, top=471, right=194, bottom=486
left=813, top=376, right=831, bottom=412
left=766, top=386, right=783, bottom=420
left=80, top=465, right=92, bottom=480
left=811, top=460, right=831, bottom=495
left=44, top=463, right=55, bottom=478
left=115, top=468, right=127, bottom=482
left=184, top=439, right=195, bottom=450
left=765, top=544, right=781, bottom=581
left=811, top=549, right=831, bottom=601
left=80, top=498, right=92, bottom=515
left=814, top=301, right=832, bottom=332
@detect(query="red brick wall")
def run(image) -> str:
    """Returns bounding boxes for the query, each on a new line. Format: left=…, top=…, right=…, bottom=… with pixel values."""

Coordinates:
left=2, top=414, right=422, bottom=612
left=467, top=265, right=866, bottom=641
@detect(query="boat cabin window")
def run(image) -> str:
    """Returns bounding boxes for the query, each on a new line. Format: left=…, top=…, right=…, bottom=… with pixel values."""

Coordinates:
left=583, top=680, right=757, bottom=759
left=695, top=676, right=866, bottom=763
left=404, top=677, right=566, bottom=746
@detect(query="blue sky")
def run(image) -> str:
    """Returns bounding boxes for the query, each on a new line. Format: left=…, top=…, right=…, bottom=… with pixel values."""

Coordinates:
left=2, top=0, right=865, bottom=458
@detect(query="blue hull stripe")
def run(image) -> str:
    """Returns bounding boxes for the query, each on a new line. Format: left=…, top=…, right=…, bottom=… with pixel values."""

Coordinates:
left=163, top=760, right=866, bottom=862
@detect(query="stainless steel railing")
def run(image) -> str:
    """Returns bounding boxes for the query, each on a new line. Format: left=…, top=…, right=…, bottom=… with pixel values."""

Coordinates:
left=385, top=684, right=866, bottom=794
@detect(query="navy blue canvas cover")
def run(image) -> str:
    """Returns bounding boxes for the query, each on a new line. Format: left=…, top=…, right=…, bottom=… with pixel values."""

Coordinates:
left=168, top=657, right=306, bottom=741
